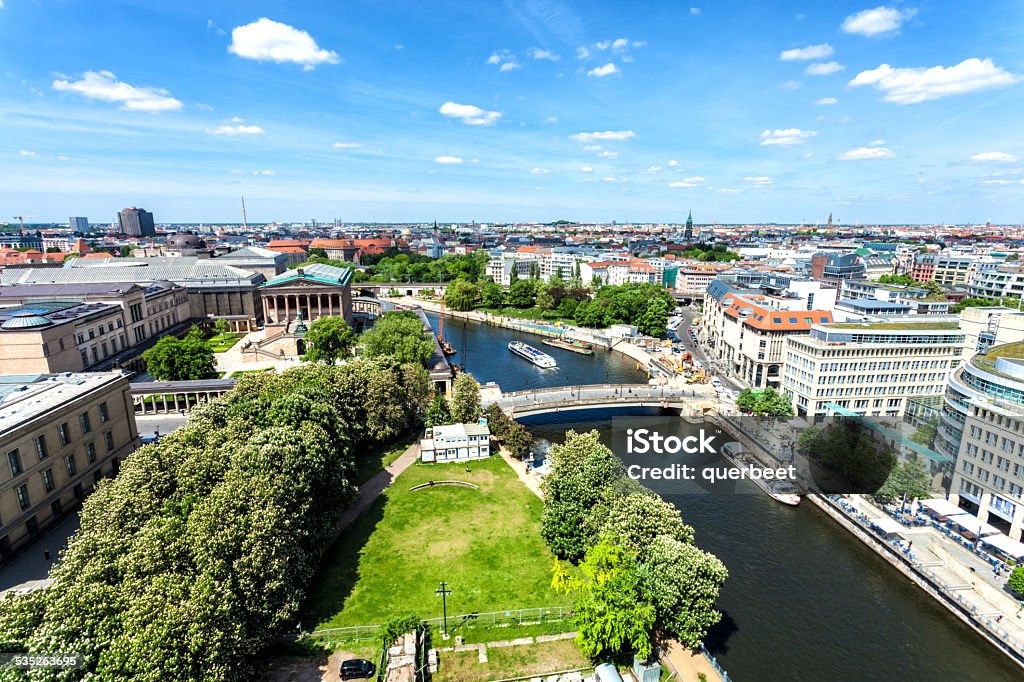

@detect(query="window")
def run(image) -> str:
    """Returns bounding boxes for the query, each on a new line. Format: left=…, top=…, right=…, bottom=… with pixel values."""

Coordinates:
left=51, top=499, right=63, bottom=516
left=25, top=516, right=38, bottom=535
left=104, top=431, right=114, bottom=452
left=99, top=402, right=109, bottom=423
left=73, top=483, right=83, bottom=498
left=16, top=484, right=30, bottom=510
left=59, top=423, right=71, bottom=446
left=66, top=454, right=77, bottom=477
left=7, top=449, right=22, bottom=476
left=42, top=468, right=55, bottom=492
left=35, top=435, right=48, bottom=459
left=86, top=442, right=96, bottom=463
left=80, top=412, right=91, bottom=434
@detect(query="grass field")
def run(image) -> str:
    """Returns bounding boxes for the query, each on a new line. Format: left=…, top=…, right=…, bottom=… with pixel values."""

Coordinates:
left=207, top=332, right=243, bottom=353
left=352, top=432, right=418, bottom=485
left=228, top=367, right=276, bottom=379
left=475, top=305, right=576, bottom=325
left=434, top=640, right=588, bottom=682
left=304, top=456, right=566, bottom=630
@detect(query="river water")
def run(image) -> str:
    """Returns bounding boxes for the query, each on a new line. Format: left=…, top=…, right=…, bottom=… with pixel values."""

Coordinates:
left=430, top=313, right=1022, bottom=682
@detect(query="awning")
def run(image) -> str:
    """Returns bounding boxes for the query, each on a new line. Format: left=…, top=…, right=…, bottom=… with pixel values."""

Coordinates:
left=981, top=534, right=1024, bottom=560
left=872, top=517, right=904, bottom=536
left=921, top=498, right=968, bottom=518
left=953, top=515, right=1001, bottom=538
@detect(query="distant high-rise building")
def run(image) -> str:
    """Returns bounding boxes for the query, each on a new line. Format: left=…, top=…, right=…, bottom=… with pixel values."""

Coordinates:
left=827, top=212, right=833, bottom=229
left=116, top=207, right=155, bottom=237
left=684, top=210, right=694, bottom=242
left=69, top=217, right=89, bottom=232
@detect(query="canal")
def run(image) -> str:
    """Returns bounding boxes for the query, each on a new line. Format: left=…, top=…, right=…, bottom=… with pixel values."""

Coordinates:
left=431, top=313, right=1023, bottom=682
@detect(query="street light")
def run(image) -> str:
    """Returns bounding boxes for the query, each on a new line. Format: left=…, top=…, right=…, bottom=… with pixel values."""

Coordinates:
left=435, top=581, right=453, bottom=638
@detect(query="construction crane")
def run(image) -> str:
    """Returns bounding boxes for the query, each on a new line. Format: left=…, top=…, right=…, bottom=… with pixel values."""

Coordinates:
left=12, top=215, right=37, bottom=236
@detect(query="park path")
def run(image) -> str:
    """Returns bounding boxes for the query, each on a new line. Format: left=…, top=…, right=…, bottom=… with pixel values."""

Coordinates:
left=328, top=443, right=421, bottom=543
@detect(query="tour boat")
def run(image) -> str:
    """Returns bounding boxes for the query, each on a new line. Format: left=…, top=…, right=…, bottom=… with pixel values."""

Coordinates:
left=720, top=442, right=801, bottom=506
left=542, top=337, right=594, bottom=355
left=508, top=340, right=557, bottom=368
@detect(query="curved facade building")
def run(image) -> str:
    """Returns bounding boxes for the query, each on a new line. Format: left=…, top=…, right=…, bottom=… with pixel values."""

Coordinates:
left=944, top=342, right=1024, bottom=540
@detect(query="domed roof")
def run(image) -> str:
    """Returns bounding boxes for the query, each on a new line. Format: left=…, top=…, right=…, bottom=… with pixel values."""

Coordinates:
left=2, top=311, right=53, bottom=330
left=166, top=233, right=208, bottom=250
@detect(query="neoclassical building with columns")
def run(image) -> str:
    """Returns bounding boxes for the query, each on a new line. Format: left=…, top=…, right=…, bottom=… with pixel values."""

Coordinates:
left=258, top=263, right=353, bottom=326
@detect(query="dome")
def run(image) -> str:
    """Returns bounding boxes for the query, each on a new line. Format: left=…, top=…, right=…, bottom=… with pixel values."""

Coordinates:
left=2, top=311, right=53, bottom=330
left=166, top=233, right=208, bottom=250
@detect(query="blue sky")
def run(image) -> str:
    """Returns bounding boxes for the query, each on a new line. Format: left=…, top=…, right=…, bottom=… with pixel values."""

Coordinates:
left=2, top=1, right=1024, bottom=224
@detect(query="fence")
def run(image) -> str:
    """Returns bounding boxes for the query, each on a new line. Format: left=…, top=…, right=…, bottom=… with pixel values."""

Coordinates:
left=308, top=605, right=575, bottom=645
left=700, top=644, right=733, bottom=682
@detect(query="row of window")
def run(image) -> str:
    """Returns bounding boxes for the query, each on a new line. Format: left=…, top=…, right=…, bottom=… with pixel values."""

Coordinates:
left=5, top=402, right=111, bottom=480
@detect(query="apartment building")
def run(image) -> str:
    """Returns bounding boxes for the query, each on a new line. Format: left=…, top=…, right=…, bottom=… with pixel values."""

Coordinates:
left=781, top=321, right=964, bottom=418
left=969, top=264, right=1024, bottom=300
left=486, top=251, right=539, bottom=286
left=675, top=262, right=733, bottom=298
left=0, top=372, right=139, bottom=560
left=810, top=252, right=865, bottom=284
left=0, top=282, right=190, bottom=374
left=959, top=306, right=1024, bottom=356
left=913, top=253, right=1003, bottom=286
left=580, top=259, right=660, bottom=286
left=944, top=342, right=1024, bottom=540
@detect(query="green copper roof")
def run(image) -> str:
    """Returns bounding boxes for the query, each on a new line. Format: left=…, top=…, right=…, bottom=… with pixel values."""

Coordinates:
left=260, top=263, right=353, bottom=289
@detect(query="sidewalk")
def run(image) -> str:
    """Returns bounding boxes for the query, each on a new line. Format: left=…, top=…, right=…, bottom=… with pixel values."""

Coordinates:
left=662, top=641, right=725, bottom=682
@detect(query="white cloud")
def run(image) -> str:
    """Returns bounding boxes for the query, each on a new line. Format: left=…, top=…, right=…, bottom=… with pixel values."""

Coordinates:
left=434, top=156, right=463, bottom=164
left=528, top=48, right=559, bottom=61
left=228, top=18, right=339, bottom=70
left=251, top=169, right=275, bottom=175
left=815, top=97, right=839, bottom=105
left=544, top=116, right=558, bottom=123
left=983, top=179, right=1013, bottom=186
left=332, top=141, right=364, bottom=149
left=576, top=46, right=591, bottom=59
left=529, top=167, right=550, bottom=175
left=744, top=176, right=774, bottom=185
left=849, top=58, right=1022, bottom=104
left=780, top=80, right=802, bottom=90
left=602, top=176, right=622, bottom=183
left=51, top=70, right=183, bottom=112
left=715, top=188, right=743, bottom=194
left=588, top=63, right=620, bottom=77
left=582, top=145, right=602, bottom=151
left=598, top=151, right=619, bottom=159
left=841, top=7, right=916, bottom=37
left=645, top=165, right=663, bottom=173
left=19, top=150, right=36, bottom=157
left=206, top=19, right=226, bottom=36
left=570, top=130, right=636, bottom=142
left=394, top=44, right=404, bottom=50
left=439, top=101, right=502, bottom=126
left=690, top=7, right=701, bottom=16
left=667, top=159, right=679, bottom=167
left=487, top=50, right=520, bottom=71
left=205, top=120, right=266, bottom=136
left=579, top=166, right=594, bottom=173
left=670, top=177, right=705, bottom=187
left=779, top=43, right=834, bottom=61
left=760, top=128, right=816, bottom=146
left=838, top=146, right=896, bottom=160
left=500, top=61, right=521, bottom=72
left=970, top=151, right=1018, bottom=164
left=806, top=61, right=844, bottom=76
left=57, top=155, right=71, bottom=161
left=869, top=139, right=886, bottom=146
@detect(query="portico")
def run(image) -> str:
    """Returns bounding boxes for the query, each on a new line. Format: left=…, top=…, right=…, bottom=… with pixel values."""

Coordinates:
left=258, top=263, right=353, bottom=326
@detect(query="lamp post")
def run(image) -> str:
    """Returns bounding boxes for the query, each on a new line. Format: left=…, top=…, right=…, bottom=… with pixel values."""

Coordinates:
left=436, top=581, right=453, bottom=638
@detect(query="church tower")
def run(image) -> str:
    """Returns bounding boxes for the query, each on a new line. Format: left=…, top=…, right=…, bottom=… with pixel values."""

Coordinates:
left=684, top=210, right=694, bottom=242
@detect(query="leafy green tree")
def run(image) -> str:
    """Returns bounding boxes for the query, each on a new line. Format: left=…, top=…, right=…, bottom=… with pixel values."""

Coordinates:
left=485, top=402, right=514, bottom=438
left=1009, top=565, right=1024, bottom=595
left=752, top=387, right=794, bottom=417
left=444, top=279, right=480, bottom=311
left=601, top=492, right=696, bottom=555
left=361, top=311, right=435, bottom=366
left=213, top=318, right=231, bottom=336
left=449, top=372, right=482, bottom=424
left=541, top=430, right=623, bottom=560
left=877, top=274, right=917, bottom=285
left=536, top=287, right=556, bottom=314
left=481, top=281, right=505, bottom=307
left=638, top=536, right=728, bottom=649
left=876, top=457, right=933, bottom=502
left=308, top=247, right=329, bottom=258
left=508, top=279, right=536, bottom=307
left=552, top=538, right=655, bottom=660
left=142, top=325, right=217, bottom=381
left=503, top=422, right=533, bottom=459
left=638, top=297, right=669, bottom=336
left=425, top=391, right=453, bottom=427
left=570, top=261, right=583, bottom=289
left=302, top=316, right=356, bottom=364
left=556, top=297, right=579, bottom=318
left=736, top=388, right=757, bottom=413
left=910, top=419, right=938, bottom=447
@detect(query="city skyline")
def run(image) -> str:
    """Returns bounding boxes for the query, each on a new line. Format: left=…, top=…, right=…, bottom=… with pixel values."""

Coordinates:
left=2, top=1, right=1024, bottom=223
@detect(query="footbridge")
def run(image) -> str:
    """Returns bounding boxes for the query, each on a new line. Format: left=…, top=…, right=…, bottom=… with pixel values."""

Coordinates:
left=493, top=383, right=715, bottom=418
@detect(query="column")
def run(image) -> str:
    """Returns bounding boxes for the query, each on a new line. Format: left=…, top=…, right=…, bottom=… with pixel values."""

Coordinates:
left=1010, top=502, right=1024, bottom=542
left=977, top=492, right=992, bottom=523
left=284, top=294, right=291, bottom=322
left=317, top=293, right=323, bottom=318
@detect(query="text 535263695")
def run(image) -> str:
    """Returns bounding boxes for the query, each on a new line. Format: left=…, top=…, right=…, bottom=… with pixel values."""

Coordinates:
left=0, top=653, right=83, bottom=670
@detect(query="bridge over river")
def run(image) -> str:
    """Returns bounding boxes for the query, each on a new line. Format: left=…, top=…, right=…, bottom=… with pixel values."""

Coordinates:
left=492, top=383, right=716, bottom=418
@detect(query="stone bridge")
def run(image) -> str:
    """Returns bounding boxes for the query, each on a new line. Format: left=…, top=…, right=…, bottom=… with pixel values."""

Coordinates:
left=493, top=383, right=715, bottom=418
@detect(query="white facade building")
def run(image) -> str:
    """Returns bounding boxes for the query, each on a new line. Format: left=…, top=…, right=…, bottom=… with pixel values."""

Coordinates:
left=420, top=422, right=491, bottom=463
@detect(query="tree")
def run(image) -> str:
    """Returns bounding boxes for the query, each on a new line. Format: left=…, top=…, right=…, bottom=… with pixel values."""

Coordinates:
left=570, top=261, right=583, bottom=289
left=361, top=311, right=435, bottom=366
left=877, top=274, right=916, bottom=286
left=1009, top=566, right=1024, bottom=596
left=425, top=391, right=453, bottom=427
left=142, top=326, right=217, bottom=381
left=449, top=373, right=482, bottom=424
left=601, top=492, right=695, bottom=555
left=552, top=538, right=655, bottom=660
left=876, top=457, right=933, bottom=502
left=308, top=247, right=329, bottom=258
left=481, top=281, right=505, bottom=307
left=302, top=316, right=356, bottom=364
left=508, top=279, right=536, bottom=307
left=910, top=418, right=938, bottom=447
left=536, top=287, right=556, bottom=314
left=213, top=318, right=231, bottom=336
left=444, top=279, right=480, bottom=311
left=735, top=388, right=757, bottom=413
left=638, top=297, right=669, bottom=337
left=541, top=430, right=623, bottom=560
left=752, top=387, right=794, bottom=417
left=637, top=536, right=728, bottom=649
left=504, top=422, right=533, bottom=459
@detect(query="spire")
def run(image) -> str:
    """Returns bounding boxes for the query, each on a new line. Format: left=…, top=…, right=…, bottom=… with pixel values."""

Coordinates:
left=687, top=209, right=693, bottom=220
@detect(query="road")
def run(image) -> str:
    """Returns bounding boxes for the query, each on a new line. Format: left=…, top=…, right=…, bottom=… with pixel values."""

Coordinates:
left=673, top=307, right=746, bottom=393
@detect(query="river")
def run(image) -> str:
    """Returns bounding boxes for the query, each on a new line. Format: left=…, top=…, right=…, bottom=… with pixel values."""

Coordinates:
left=430, top=313, right=1023, bottom=682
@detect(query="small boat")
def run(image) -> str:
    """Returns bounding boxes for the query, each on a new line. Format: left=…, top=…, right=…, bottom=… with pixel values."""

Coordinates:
left=508, top=340, right=557, bottom=368
left=542, top=337, right=594, bottom=355
left=720, top=442, right=801, bottom=506
left=438, top=336, right=457, bottom=356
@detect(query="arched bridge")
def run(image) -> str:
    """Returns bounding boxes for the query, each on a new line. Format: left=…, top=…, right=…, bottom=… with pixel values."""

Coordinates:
left=494, top=383, right=715, bottom=418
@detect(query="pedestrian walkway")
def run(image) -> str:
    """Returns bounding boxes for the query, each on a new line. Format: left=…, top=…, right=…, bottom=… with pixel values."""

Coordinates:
left=328, top=442, right=421, bottom=543
left=214, top=329, right=298, bottom=376
left=662, top=640, right=726, bottom=682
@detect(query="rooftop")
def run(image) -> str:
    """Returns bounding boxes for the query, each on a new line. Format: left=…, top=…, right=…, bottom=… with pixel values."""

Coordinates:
left=0, top=372, right=126, bottom=434
left=261, top=262, right=353, bottom=288
left=826, top=321, right=960, bottom=330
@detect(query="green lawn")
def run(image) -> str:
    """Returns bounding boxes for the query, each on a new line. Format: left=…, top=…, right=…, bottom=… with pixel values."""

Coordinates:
left=228, top=367, right=276, bottom=379
left=207, top=332, right=243, bottom=353
left=353, top=432, right=418, bottom=485
left=434, top=639, right=588, bottom=682
left=304, top=456, right=566, bottom=629
left=475, top=305, right=576, bottom=325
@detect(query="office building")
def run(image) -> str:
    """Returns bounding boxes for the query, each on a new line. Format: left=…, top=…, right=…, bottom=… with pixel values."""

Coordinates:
left=0, top=372, right=138, bottom=560
left=69, top=217, right=89, bottom=232
left=116, top=207, right=156, bottom=237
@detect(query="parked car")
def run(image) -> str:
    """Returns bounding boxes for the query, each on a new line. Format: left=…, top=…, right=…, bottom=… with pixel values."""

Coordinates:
left=341, top=659, right=376, bottom=680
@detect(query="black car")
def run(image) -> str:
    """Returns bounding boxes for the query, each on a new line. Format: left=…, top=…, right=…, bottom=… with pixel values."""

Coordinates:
left=340, top=658, right=376, bottom=680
